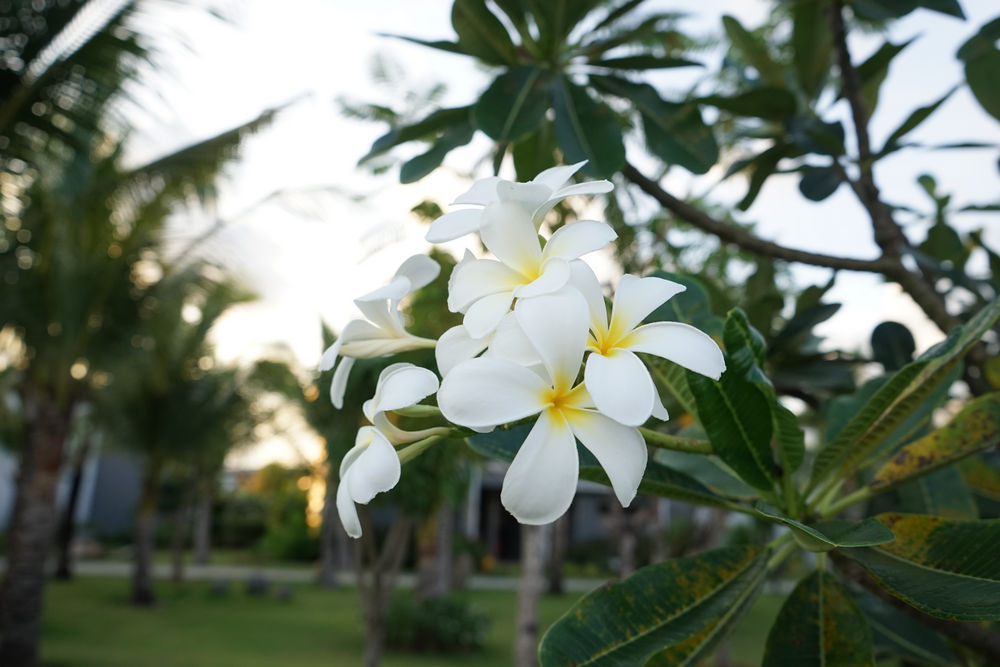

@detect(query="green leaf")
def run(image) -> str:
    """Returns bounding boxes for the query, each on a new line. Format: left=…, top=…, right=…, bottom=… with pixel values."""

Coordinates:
left=870, top=321, right=915, bottom=372
left=593, top=55, right=701, bottom=70
left=798, top=165, right=844, bottom=201
left=654, top=449, right=758, bottom=501
left=736, top=143, right=795, bottom=210
left=855, top=40, right=913, bottom=113
left=763, top=571, right=875, bottom=666
left=530, top=0, right=602, bottom=49
left=699, top=88, right=797, bottom=120
left=539, top=546, right=769, bottom=666
left=589, top=75, right=718, bottom=174
left=451, top=0, right=517, bottom=66
left=852, top=589, right=959, bottom=666
left=791, top=0, right=833, bottom=99
left=467, top=426, right=733, bottom=508
left=511, top=124, right=557, bottom=181
left=919, top=222, right=968, bottom=269
left=809, top=297, right=1000, bottom=489
left=881, top=87, right=956, bottom=153
left=361, top=106, right=472, bottom=164
left=850, top=0, right=919, bottom=20
left=377, top=34, right=469, bottom=57
left=965, top=50, right=1000, bottom=123
left=399, top=123, right=475, bottom=183
left=473, top=67, right=550, bottom=142
left=896, top=465, right=979, bottom=519
left=844, top=513, right=1000, bottom=621
left=755, top=504, right=895, bottom=552
left=722, top=15, right=784, bottom=87
left=959, top=453, right=1000, bottom=500
left=551, top=77, right=625, bottom=178
left=769, top=302, right=841, bottom=355
left=917, top=0, right=965, bottom=18
left=869, top=393, right=1000, bottom=493
left=644, top=356, right=698, bottom=418
left=786, top=117, right=846, bottom=156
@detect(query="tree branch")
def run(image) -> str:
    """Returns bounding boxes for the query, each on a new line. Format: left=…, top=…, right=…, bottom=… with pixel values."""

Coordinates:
left=621, top=162, right=890, bottom=273
left=831, top=552, right=1000, bottom=664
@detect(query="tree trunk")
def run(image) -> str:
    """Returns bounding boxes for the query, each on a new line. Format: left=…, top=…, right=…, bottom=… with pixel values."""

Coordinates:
left=649, top=499, right=671, bottom=564
left=169, top=486, right=194, bottom=583
left=0, top=386, right=72, bottom=667
left=414, top=503, right=452, bottom=602
left=547, top=514, right=568, bottom=595
left=515, top=523, right=547, bottom=667
left=54, top=439, right=91, bottom=580
left=316, top=477, right=339, bottom=587
left=131, top=457, right=161, bottom=606
left=191, top=478, right=212, bottom=566
left=355, top=512, right=413, bottom=667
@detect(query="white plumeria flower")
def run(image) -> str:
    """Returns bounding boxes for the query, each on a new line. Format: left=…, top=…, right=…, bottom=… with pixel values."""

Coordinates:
left=447, top=212, right=617, bottom=338
left=336, top=426, right=400, bottom=539
left=435, top=314, right=540, bottom=377
left=320, top=254, right=440, bottom=408
left=438, top=290, right=647, bottom=525
left=572, top=264, right=726, bottom=427
left=362, top=363, right=446, bottom=444
left=426, top=161, right=613, bottom=243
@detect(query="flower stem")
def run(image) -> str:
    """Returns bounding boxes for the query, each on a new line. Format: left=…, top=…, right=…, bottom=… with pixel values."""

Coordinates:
left=821, top=486, right=873, bottom=519
left=393, top=404, right=442, bottom=418
left=638, top=428, right=713, bottom=455
left=396, top=434, right=443, bottom=464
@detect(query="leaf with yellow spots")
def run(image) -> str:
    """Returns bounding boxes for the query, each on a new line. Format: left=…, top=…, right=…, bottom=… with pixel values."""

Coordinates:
left=843, top=513, right=1000, bottom=621
left=762, top=571, right=875, bottom=666
left=869, top=393, right=1000, bottom=493
left=538, top=545, right=768, bottom=666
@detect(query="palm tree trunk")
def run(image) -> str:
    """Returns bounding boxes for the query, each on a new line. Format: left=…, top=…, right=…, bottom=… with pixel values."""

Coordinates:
left=414, top=503, right=452, bottom=602
left=0, top=385, right=72, bottom=667
left=546, top=514, right=568, bottom=595
left=54, top=439, right=92, bottom=580
left=191, top=475, right=212, bottom=566
left=131, top=456, right=162, bottom=606
left=169, top=486, right=194, bottom=583
left=356, top=513, right=413, bottom=667
left=316, top=477, right=339, bottom=587
left=515, top=523, right=547, bottom=667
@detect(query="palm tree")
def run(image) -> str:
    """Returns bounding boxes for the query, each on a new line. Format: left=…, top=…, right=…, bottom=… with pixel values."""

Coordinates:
left=0, top=1, right=276, bottom=658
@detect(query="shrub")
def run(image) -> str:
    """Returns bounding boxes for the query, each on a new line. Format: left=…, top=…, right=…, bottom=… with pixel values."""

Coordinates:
left=385, top=594, right=491, bottom=654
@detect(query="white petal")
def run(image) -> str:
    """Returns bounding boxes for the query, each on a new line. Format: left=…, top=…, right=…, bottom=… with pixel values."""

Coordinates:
left=500, top=409, right=579, bottom=525
left=393, top=254, right=440, bottom=292
left=513, top=257, right=570, bottom=299
left=370, top=363, right=439, bottom=413
left=354, top=296, right=405, bottom=335
left=486, top=314, right=540, bottom=367
left=318, top=339, right=343, bottom=372
left=372, top=411, right=423, bottom=444
left=340, top=334, right=428, bottom=358
left=514, top=290, right=589, bottom=392
left=448, top=257, right=522, bottom=313
left=330, top=356, right=356, bottom=409
left=542, top=220, right=617, bottom=262
left=531, top=161, right=586, bottom=191
left=651, top=389, right=669, bottom=421
left=568, top=261, right=609, bottom=333
left=453, top=177, right=501, bottom=205
left=435, top=325, right=489, bottom=376
left=347, top=429, right=401, bottom=504
left=533, top=182, right=614, bottom=224
left=336, top=481, right=362, bottom=538
left=566, top=408, right=646, bottom=508
left=463, top=291, right=514, bottom=339
left=626, top=322, right=726, bottom=380
left=496, top=181, right=550, bottom=209
left=357, top=276, right=411, bottom=304
left=609, top=274, right=686, bottom=337
left=339, top=432, right=371, bottom=479
left=426, top=208, right=484, bottom=243
left=480, top=202, right=543, bottom=277
left=438, top=357, right=547, bottom=428
left=583, top=348, right=655, bottom=427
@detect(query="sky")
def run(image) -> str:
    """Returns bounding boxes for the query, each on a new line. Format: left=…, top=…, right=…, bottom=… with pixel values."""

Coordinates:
left=124, top=0, right=1000, bottom=465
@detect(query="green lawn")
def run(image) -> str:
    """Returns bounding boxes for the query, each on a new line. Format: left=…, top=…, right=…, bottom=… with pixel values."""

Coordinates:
left=40, top=577, right=781, bottom=666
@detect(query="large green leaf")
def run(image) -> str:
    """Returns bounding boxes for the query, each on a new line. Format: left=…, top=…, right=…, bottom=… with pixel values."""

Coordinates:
left=798, top=165, right=844, bottom=201
left=654, top=449, right=757, bottom=501
left=755, top=504, right=895, bottom=552
left=809, top=297, right=1000, bottom=489
left=451, top=0, right=517, bottom=65
left=530, top=0, right=602, bottom=49
left=855, top=39, right=913, bottom=112
left=958, top=17, right=1000, bottom=123
left=699, top=88, right=797, bottom=120
left=870, top=321, right=915, bottom=371
left=844, top=513, right=1000, bottom=621
left=467, top=426, right=734, bottom=508
left=589, top=75, right=718, bottom=174
left=852, top=588, right=959, bottom=666
left=473, top=67, right=550, bottom=142
left=399, top=122, right=475, bottom=183
left=721, top=15, right=784, bottom=86
left=868, top=393, right=1000, bottom=493
left=551, top=77, right=625, bottom=178
left=360, top=106, right=472, bottom=163
left=762, top=571, right=875, bottom=666
left=538, top=546, right=768, bottom=666
left=594, top=55, right=701, bottom=70
left=791, top=0, right=833, bottom=98
left=895, top=465, right=979, bottom=519
left=959, top=453, right=1000, bottom=500
left=880, top=87, right=956, bottom=153
left=735, top=143, right=797, bottom=210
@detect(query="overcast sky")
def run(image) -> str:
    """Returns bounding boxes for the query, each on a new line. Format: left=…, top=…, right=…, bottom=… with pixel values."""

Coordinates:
left=129, top=0, right=1000, bottom=378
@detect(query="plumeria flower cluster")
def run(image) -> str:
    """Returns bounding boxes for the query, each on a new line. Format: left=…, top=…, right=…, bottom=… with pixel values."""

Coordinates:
left=322, top=162, right=726, bottom=537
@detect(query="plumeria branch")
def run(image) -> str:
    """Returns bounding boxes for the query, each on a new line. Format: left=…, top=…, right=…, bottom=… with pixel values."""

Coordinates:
left=638, top=428, right=713, bottom=455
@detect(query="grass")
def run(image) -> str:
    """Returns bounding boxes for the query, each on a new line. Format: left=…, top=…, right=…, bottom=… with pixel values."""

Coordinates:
left=40, top=577, right=782, bottom=666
